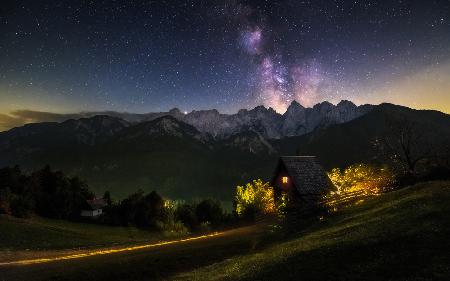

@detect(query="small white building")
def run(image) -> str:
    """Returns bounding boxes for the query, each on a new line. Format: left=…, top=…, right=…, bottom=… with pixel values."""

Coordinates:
left=81, top=198, right=107, bottom=217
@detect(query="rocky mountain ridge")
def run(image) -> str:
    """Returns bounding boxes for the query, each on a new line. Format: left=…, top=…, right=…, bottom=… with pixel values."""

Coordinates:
left=90, top=100, right=373, bottom=139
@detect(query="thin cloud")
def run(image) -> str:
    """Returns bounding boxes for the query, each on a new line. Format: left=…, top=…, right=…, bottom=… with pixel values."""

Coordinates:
left=10, top=110, right=85, bottom=122
left=0, top=113, right=27, bottom=132
left=0, top=110, right=88, bottom=132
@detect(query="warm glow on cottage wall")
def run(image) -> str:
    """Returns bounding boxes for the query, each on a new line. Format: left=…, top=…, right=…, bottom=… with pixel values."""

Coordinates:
left=282, top=176, right=288, bottom=184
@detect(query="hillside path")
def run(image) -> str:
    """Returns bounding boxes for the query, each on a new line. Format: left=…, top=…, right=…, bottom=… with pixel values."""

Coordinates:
left=0, top=224, right=264, bottom=281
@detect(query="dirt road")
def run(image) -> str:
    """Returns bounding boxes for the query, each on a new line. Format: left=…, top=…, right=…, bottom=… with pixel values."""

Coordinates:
left=0, top=225, right=265, bottom=281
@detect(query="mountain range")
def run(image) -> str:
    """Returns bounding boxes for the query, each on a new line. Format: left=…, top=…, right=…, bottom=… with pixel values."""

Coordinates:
left=1, top=101, right=449, bottom=201
left=53, top=100, right=372, bottom=139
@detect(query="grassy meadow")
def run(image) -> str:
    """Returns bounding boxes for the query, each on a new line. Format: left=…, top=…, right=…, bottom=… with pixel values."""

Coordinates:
left=172, top=181, right=450, bottom=281
left=0, top=215, right=180, bottom=251
left=0, top=181, right=449, bottom=281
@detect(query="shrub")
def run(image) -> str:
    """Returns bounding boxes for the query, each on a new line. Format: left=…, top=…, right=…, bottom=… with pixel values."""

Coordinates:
left=155, top=220, right=188, bottom=233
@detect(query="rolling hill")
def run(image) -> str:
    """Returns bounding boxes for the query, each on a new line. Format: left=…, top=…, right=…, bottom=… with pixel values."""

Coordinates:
left=171, top=180, right=450, bottom=281
left=1, top=181, right=449, bottom=281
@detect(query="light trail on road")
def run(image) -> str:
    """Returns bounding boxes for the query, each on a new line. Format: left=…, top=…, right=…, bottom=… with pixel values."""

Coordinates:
left=0, top=232, right=225, bottom=266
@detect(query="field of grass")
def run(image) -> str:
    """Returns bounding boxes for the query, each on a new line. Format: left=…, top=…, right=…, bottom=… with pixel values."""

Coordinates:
left=0, top=215, right=180, bottom=251
left=172, top=181, right=450, bottom=281
left=1, top=181, right=449, bottom=281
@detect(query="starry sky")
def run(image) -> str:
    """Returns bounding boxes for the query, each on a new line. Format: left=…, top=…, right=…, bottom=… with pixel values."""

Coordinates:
left=0, top=0, right=449, bottom=130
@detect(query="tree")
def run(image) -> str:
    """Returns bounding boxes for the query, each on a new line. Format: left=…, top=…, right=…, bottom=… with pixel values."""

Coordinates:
left=10, top=195, right=33, bottom=218
left=0, top=165, right=94, bottom=219
left=103, top=191, right=112, bottom=206
left=376, top=118, right=434, bottom=175
left=176, top=202, right=199, bottom=230
left=327, top=164, right=394, bottom=195
left=234, top=179, right=276, bottom=220
left=113, top=189, right=167, bottom=228
left=323, top=164, right=395, bottom=210
left=119, top=189, right=144, bottom=226
left=146, top=191, right=165, bottom=220
left=136, top=191, right=165, bottom=228
left=0, top=187, right=13, bottom=214
left=195, top=199, right=224, bottom=226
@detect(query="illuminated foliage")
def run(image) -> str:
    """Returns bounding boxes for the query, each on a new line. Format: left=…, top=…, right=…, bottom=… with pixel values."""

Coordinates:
left=234, top=179, right=276, bottom=218
left=324, top=164, right=395, bottom=210
left=275, top=192, right=290, bottom=218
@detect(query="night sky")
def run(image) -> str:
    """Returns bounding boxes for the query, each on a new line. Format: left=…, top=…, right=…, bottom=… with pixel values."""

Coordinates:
left=1, top=0, right=449, bottom=130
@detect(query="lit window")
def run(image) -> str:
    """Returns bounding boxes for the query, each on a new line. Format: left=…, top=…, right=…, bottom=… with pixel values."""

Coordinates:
left=282, top=176, right=288, bottom=184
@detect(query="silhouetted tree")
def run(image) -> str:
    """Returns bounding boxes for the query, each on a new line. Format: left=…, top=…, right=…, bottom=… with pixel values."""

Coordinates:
left=103, top=191, right=112, bottom=206
left=104, top=189, right=167, bottom=228
left=376, top=118, right=434, bottom=175
left=176, top=203, right=199, bottom=230
left=134, top=191, right=161, bottom=228
left=119, top=189, right=144, bottom=226
left=0, top=165, right=228, bottom=232
left=10, top=195, right=33, bottom=218
left=0, top=187, right=13, bottom=214
left=0, top=165, right=94, bottom=219
left=195, top=199, right=224, bottom=226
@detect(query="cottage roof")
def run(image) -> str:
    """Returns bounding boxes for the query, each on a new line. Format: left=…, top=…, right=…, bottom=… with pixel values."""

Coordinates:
left=85, top=198, right=107, bottom=210
left=276, top=156, right=334, bottom=195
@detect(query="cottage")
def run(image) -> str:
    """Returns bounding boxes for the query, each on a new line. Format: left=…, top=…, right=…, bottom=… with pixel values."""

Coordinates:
left=271, top=156, right=335, bottom=206
left=80, top=198, right=107, bottom=217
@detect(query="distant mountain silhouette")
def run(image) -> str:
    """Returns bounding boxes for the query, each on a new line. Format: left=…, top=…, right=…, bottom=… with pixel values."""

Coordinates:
left=0, top=102, right=448, bottom=200
left=272, top=103, right=450, bottom=169
left=2, top=100, right=373, bottom=139
left=118, top=100, right=372, bottom=139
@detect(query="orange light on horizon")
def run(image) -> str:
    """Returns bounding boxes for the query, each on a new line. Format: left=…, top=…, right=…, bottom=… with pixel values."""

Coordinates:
left=282, top=176, right=288, bottom=184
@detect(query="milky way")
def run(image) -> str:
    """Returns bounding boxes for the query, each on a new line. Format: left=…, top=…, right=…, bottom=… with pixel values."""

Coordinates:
left=239, top=27, right=263, bottom=55
left=0, top=0, right=449, bottom=121
left=232, top=3, right=337, bottom=112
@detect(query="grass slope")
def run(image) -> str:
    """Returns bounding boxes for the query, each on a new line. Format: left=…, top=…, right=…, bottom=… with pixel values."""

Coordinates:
left=172, top=181, right=450, bottom=281
left=0, top=215, right=177, bottom=251
left=1, top=181, right=449, bottom=281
